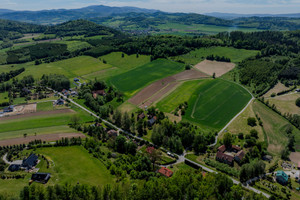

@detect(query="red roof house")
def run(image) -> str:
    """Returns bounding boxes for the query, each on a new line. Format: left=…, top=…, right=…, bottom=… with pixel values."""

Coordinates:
left=218, top=145, right=226, bottom=153
left=158, top=167, right=173, bottom=177
left=92, top=90, right=106, bottom=99
left=216, top=151, right=234, bottom=166
left=234, top=150, right=245, bottom=163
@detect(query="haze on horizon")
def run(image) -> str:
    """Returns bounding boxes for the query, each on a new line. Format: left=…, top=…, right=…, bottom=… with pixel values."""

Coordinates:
left=1, top=0, right=300, bottom=14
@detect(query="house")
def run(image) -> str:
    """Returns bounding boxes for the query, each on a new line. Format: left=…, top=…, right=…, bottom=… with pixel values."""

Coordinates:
left=107, top=130, right=118, bottom=137
left=234, top=150, right=245, bottom=163
left=276, top=171, right=289, bottom=185
left=22, top=154, right=38, bottom=170
left=54, top=98, right=65, bottom=105
left=71, top=91, right=78, bottom=97
left=216, top=151, right=234, bottom=166
left=157, top=167, right=173, bottom=177
left=30, top=173, right=51, bottom=184
left=92, top=90, right=106, bottom=99
left=217, top=145, right=226, bottom=153
left=148, top=116, right=157, bottom=126
left=61, top=89, right=69, bottom=96
left=8, top=159, right=23, bottom=172
left=231, top=145, right=241, bottom=153
left=296, top=89, right=300, bottom=92
left=138, top=112, right=145, bottom=120
left=3, top=105, right=14, bottom=113
left=74, top=78, right=80, bottom=82
left=263, top=155, right=273, bottom=161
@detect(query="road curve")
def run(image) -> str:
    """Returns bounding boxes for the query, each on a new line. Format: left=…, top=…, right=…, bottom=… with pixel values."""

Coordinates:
left=51, top=88, right=269, bottom=198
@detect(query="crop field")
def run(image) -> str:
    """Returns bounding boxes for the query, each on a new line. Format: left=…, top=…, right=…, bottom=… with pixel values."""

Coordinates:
left=263, top=82, right=290, bottom=97
left=173, top=46, right=259, bottom=65
left=267, top=93, right=300, bottom=115
left=15, top=56, right=112, bottom=81
left=252, top=100, right=300, bottom=154
left=0, top=105, right=94, bottom=140
left=195, top=60, right=235, bottom=77
left=156, top=80, right=206, bottom=113
left=184, top=79, right=252, bottom=129
left=83, top=52, right=151, bottom=81
left=110, top=59, right=184, bottom=96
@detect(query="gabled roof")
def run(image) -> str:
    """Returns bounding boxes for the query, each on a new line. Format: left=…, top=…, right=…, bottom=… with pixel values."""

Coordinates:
left=158, top=167, right=173, bottom=177
left=235, top=150, right=245, bottom=160
left=138, top=113, right=145, bottom=119
left=276, top=170, right=289, bottom=182
left=216, top=151, right=234, bottom=163
left=31, top=173, right=51, bottom=183
left=23, top=154, right=38, bottom=168
left=217, top=145, right=226, bottom=153
left=232, top=145, right=241, bottom=151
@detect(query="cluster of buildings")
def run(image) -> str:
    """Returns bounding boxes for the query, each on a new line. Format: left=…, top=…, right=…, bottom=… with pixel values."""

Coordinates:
left=61, top=89, right=78, bottom=97
left=216, top=145, right=245, bottom=166
left=137, top=112, right=157, bottom=127
left=8, top=154, right=51, bottom=184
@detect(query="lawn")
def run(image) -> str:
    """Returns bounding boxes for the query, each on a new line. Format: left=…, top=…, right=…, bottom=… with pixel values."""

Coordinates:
left=15, top=56, right=112, bottom=81
left=37, top=101, right=55, bottom=111
left=173, top=46, right=259, bottom=65
left=0, top=146, right=114, bottom=198
left=252, top=100, right=300, bottom=154
left=156, top=80, right=206, bottom=113
left=0, top=92, right=8, bottom=104
left=33, top=146, right=114, bottom=186
left=110, top=59, right=184, bottom=96
left=83, top=52, right=151, bottom=81
left=184, top=79, right=252, bottom=130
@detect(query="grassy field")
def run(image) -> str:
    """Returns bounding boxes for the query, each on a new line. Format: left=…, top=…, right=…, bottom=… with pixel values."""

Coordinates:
left=13, top=56, right=112, bottom=81
left=33, top=146, right=114, bottom=185
left=0, top=146, right=114, bottom=198
left=173, top=47, right=259, bottom=65
left=155, top=23, right=260, bottom=35
left=0, top=92, right=8, bottom=104
left=156, top=80, right=205, bottom=113
left=226, top=101, right=264, bottom=141
left=110, top=59, right=184, bottom=96
left=252, top=100, right=300, bottom=154
left=268, top=93, right=300, bottom=115
left=83, top=52, right=151, bottom=81
left=56, top=40, right=92, bottom=52
left=184, top=79, right=252, bottom=130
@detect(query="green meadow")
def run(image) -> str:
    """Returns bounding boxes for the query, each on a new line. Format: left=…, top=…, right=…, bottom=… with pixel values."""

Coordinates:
left=252, top=100, right=300, bottom=154
left=173, top=46, right=259, bottom=65
left=0, top=92, right=8, bottom=104
left=184, top=79, right=252, bottom=129
left=14, top=56, right=112, bottom=81
left=56, top=40, right=92, bottom=52
left=110, top=59, right=184, bottom=96
left=156, top=80, right=206, bottom=113
left=83, top=52, right=151, bottom=81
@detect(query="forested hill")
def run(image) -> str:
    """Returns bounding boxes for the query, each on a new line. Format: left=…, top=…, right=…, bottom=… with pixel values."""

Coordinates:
left=0, top=19, right=122, bottom=40
left=44, top=19, right=122, bottom=37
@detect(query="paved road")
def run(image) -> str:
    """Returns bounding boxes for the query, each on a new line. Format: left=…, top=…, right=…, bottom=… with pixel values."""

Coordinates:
left=209, top=79, right=255, bottom=147
left=184, top=159, right=270, bottom=198
left=52, top=88, right=269, bottom=198
left=2, top=153, right=11, bottom=165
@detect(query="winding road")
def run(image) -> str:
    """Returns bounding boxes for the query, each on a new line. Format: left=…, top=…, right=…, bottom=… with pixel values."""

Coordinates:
left=49, top=87, right=270, bottom=198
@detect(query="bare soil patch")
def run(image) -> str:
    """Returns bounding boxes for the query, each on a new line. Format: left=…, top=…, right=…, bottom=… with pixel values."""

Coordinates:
left=0, top=109, right=74, bottom=121
left=0, top=133, right=86, bottom=146
left=0, top=103, right=37, bottom=117
left=129, top=69, right=207, bottom=107
left=290, top=152, right=300, bottom=165
left=264, top=82, right=290, bottom=97
left=194, top=60, right=235, bottom=77
left=18, top=33, right=41, bottom=40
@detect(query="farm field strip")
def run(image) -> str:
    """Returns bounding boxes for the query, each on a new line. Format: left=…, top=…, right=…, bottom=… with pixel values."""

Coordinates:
left=194, top=60, right=235, bottom=77
left=0, top=132, right=85, bottom=146
left=129, top=69, right=208, bottom=107
left=110, top=59, right=184, bottom=97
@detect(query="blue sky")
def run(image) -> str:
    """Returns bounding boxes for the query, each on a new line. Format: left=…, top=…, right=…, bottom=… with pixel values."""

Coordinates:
left=1, top=0, right=300, bottom=14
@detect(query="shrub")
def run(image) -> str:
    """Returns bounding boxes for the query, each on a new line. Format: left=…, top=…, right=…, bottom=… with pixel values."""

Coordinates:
left=296, top=97, right=300, bottom=107
left=247, top=117, right=257, bottom=127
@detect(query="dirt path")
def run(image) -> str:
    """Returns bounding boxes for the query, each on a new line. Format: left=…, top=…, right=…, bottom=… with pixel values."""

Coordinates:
left=0, top=133, right=85, bottom=146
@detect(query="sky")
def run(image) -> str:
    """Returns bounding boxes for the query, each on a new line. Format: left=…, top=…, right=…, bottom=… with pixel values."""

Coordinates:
left=1, top=0, right=300, bottom=14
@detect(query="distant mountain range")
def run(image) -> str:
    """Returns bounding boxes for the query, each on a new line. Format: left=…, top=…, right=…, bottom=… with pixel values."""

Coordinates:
left=205, top=12, right=300, bottom=19
left=0, top=5, right=159, bottom=24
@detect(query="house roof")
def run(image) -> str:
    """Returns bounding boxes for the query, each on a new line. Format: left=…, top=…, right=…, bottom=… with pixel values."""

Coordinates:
left=158, top=167, right=173, bottom=177
left=232, top=145, right=241, bottom=151
left=216, top=151, right=234, bottom=163
left=236, top=150, right=245, bottom=160
left=138, top=113, right=145, bottom=119
left=148, top=116, right=157, bottom=125
left=276, top=171, right=289, bottom=182
left=146, top=146, right=155, bottom=154
left=23, top=154, right=38, bottom=168
left=31, top=173, right=51, bottom=182
left=107, top=130, right=118, bottom=137
left=218, top=145, right=226, bottom=153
